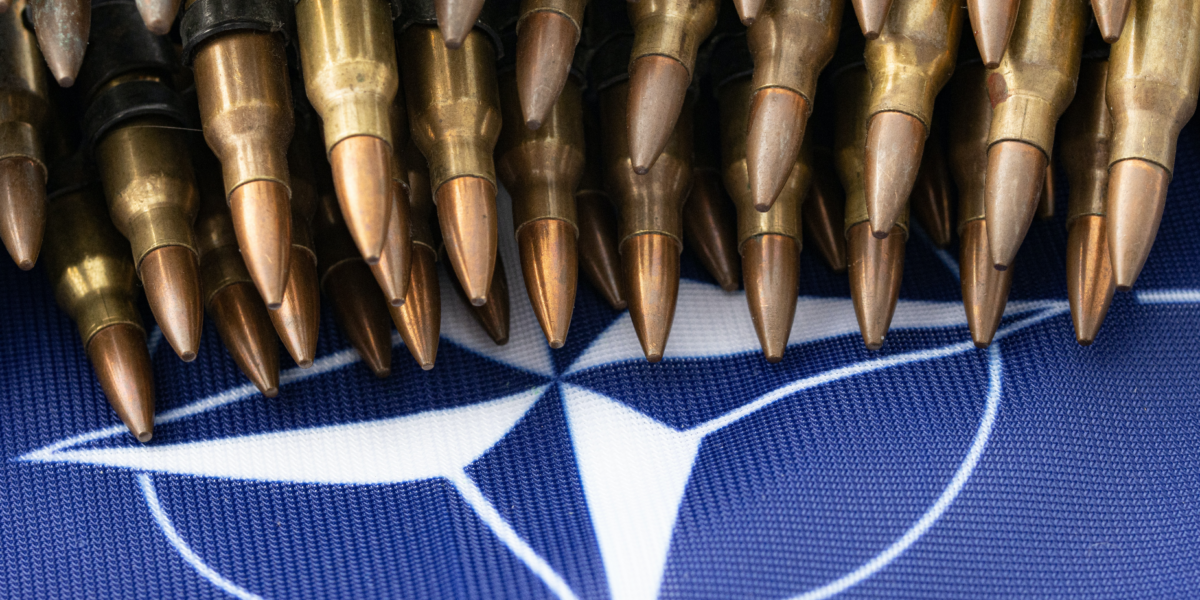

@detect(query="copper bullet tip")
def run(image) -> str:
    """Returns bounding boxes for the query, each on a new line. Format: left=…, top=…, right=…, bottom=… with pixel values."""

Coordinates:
left=866, top=112, right=926, bottom=239
left=458, top=253, right=510, bottom=345
left=135, top=0, right=178, bottom=35
left=627, top=56, right=690, bottom=174
left=1107, top=158, right=1169, bottom=291
left=1092, top=0, right=1131, bottom=43
left=0, top=158, right=46, bottom=270
left=852, top=0, right=894, bottom=39
left=270, top=251, right=320, bottom=369
left=140, top=245, right=203, bottom=362
left=330, top=135, right=394, bottom=264
left=804, top=168, right=848, bottom=273
left=87, top=324, right=155, bottom=443
left=230, top=180, right=293, bottom=310
left=968, top=0, right=1021, bottom=69
left=623, top=233, right=680, bottom=363
left=393, top=246, right=441, bottom=369
left=210, top=282, right=281, bottom=397
left=848, top=223, right=904, bottom=351
left=984, top=140, right=1047, bottom=271
left=747, top=89, right=809, bottom=212
left=733, top=0, right=765, bottom=25
left=1067, top=216, right=1115, bottom=346
left=960, top=220, right=1013, bottom=349
left=576, top=194, right=628, bottom=310
left=438, top=176, right=498, bottom=306
left=743, top=234, right=800, bottom=363
left=372, top=181, right=413, bottom=307
left=910, top=141, right=955, bottom=248
left=519, top=219, right=578, bottom=349
left=435, top=0, right=486, bottom=49
left=327, top=262, right=393, bottom=379
left=516, top=11, right=578, bottom=131
left=684, top=170, right=741, bottom=291
left=29, top=0, right=90, bottom=87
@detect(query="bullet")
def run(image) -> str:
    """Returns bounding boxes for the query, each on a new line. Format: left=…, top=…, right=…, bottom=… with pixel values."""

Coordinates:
left=0, top=0, right=49, bottom=269
left=863, top=0, right=961, bottom=239
left=910, top=124, right=954, bottom=248
left=625, top=0, right=716, bottom=173
left=946, top=55, right=1012, bottom=348
left=497, top=47, right=583, bottom=349
left=393, top=142, right=442, bottom=368
left=452, top=249, right=512, bottom=345
left=399, top=21, right=502, bottom=305
left=26, top=0, right=89, bottom=87
left=136, top=0, right=178, bottom=34
left=1105, top=0, right=1200, bottom=290
left=515, top=0, right=587, bottom=127
left=851, top=0, right=891, bottom=39
left=1091, top=0, right=1130, bottom=43
left=719, top=72, right=808, bottom=362
left=576, top=113, right=627, bottom=310
left=193, top=147, right=280, bottom=397
left=685, top=90, right=741, bottom=293
left=295, top=0, right=399, bottom=263
left=43, top=154, right=154, bottom=442
left=983, top=0, right=1086, bottom=271
left=1061, top=56, right=1115, bottom=345
left=371, top=89, right=413, bottom=307
left=836, top=64, right=906, bottom=351
left=1036, top=162, right=1056, bottom=220
left=804, top=153, right=847, bottom=273
left=437, top=0, right=488, bottom=48
left=744, top=0, right=841, bottom=210
left=966, top=0, right=1019, bottom=69
left=732, top=0, right=763, bottom=25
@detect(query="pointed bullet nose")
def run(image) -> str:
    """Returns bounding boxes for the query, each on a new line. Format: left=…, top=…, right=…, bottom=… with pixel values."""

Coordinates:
left=330, top=135, right=393, bottom=264
left=683, top=170, right=740, bottom=291
left=438, top=176, right=498, bottom=306
left=984, top=140, right=1047, bottom=271
left=140, top=245, right=203, bottom=362
left=518, top=219, right=578, bottom=349
left=392, top=246, right=441, bottom=369
left=87, top=324, right=156, bottom=443
left=960, top=220, right=1013, bottom=348
left=456, top=252, right=510, bottom=345
left=968, top=0, right=1021, bottom=68
left=1092, top=0, right=1131, bottom=43
left=848, top=223, right=905, bottom=351
left=230, top=180, right=293, bottom=310
left=371, top=182, right=413, bottom=307
left=910, top=135, right=955, bottom=248
left=747, top=89, right=809, bottom=212
left=743, top=234, right=800, bottom=363
left=576, top=193, right=627, bottom=310
left=29, top=0, right=90, bottom=87
left=209, top=282, right=281, bottom=397
left=516, top=11, right=578, bottom=131
left=803, top=167, right=848, bottom=273
left=135, top=0, right=178, bottom=35
left=1067, top=216, right=1115, bottom=346
left=327, top=261, right=393, bottom=379
left=852, top=0, right=894, bottom=39
left=435, top=0, right=486, bottom=49
left=270, top=251, right=320, bottom=369
left=865, top=112, right=926, bottom=239
left=0, top=158, right=46, bottom=270
left=1107, top=158, right=1169, bottom=291
left=623, top=233, right=681, bottom=362
left=628, top=56, right=690, bottom=174
left=732, top=0, right=765, bottom=24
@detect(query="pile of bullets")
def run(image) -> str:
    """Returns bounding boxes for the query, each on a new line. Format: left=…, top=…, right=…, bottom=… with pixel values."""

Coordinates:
left=1, top=0, right=1196, bottom=441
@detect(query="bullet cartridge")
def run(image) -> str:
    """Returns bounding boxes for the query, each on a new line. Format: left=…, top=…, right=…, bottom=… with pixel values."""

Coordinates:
left=0, top=0, right=49, bottom=270
left=575, top=111, right=627, bottom=311
left=802, top=93, right=847, bottom=273
left=136, top=0, right=179, bottom=34
left=966, top=0, right=1019, bottom=69
left=910, top=124, right=954, bottom=248
left=393, top=141, right=442, bottom=369
left=452, top=248, right=512, bottom=345
left=368, top=87, right=414, bottom=308
left=851, top=0, right=892, bottom=40
left=1091, top=0, right=1130, bottom=43
left=25, top=0, right=89, bottom=87
left=686, top=92, right=741, bottom=293
left=515, top=0, right=588, bottom=127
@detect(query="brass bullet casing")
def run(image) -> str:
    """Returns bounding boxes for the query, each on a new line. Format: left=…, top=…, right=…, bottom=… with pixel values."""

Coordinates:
left=576, top=111, right=627, bottom=310
left=497, top=63, right=584, bottom=349
left=983, top=0, right=1086, bottom=270
left=862, top=0, right=961, bottom=238
left=745, top=0, right=841, bottom=210
left=836, top=65, right=907, bottom=351
left=295, top=0, right=399, bottom=261
left=947, top=58, right=1012, bottom=348
left=400, top=24, right=502, bottom=304
left=393, top=141, right=443, bottom=369
left=515, top=0, right=588, bottom=127
left=371, top=87, right=413, bottom=307
left=601, top=79, right=692, bottom=362
left=719, top=76, right=808, bottom=363
left=1061, top=56, right=1115, bottom=345
left=43, top=156, right=154, bottom=442
left=0, top=0, right=49, bottom=270
left=1105, top=0, right=1200, bottom=290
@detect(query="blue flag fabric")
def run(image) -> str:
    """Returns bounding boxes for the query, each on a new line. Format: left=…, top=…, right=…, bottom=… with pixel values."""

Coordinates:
left=3, top=120, right=1200, bottom=600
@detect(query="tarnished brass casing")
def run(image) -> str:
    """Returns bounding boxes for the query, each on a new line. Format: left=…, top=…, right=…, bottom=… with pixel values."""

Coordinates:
left=947, top=62, right=991, bottom=231
left=747, top=0, right=842, bottom=109
left=295, top=0, right=399, bottom=153
left=837, top=69, right=909, bottom=236
left=194, top=149, right=254, bottom=305
left=519, top=0, right=587, bottom=41
left=1106, top=0, right=1200, bottom=175
left=401, top=26, right=502, bottom=195
left=864, top=0, right=961, bottom=127
left=986, top=0, right=1086, bottom=157
left=286, top=121, right=320, bottom=271
left=627, top=0, right=718, bottom=76
left=0, top=0, right=48, bottom=179
left=719, top=78, right=806, bottom=249
left=389, top=89, right=410, bottom=192
left=192, top=30, right=294, bottom=196
left=496, top=72, right=584, bottom=238
left=1062, top=60, right=1112, bottom=225
left=601, top=81, right=693, bottom=252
